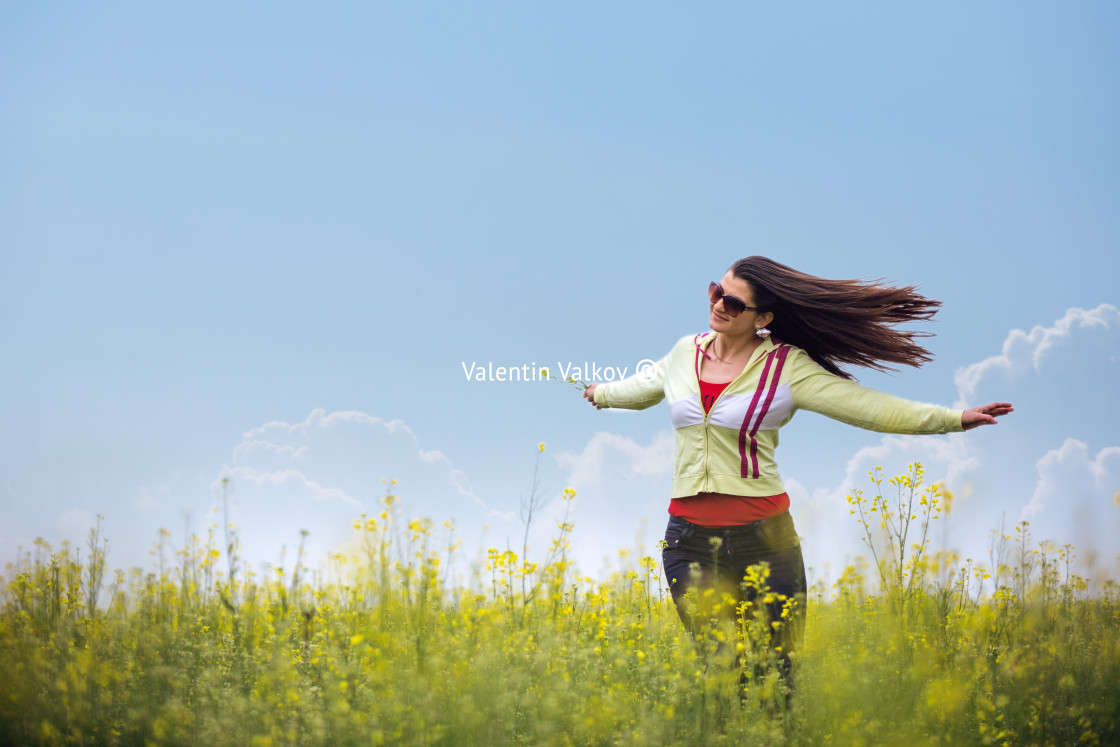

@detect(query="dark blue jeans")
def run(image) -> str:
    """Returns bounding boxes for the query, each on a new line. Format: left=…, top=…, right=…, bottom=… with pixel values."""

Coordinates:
left=662, top=513, right=807, bottom=677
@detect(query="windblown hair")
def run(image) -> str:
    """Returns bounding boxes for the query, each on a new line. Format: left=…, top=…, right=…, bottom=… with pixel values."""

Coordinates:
left=732, top=256, right=941, bottom=380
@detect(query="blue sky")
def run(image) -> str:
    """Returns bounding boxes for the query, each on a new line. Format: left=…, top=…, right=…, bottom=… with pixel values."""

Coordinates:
left=3, top=2, right=1118, bottom=588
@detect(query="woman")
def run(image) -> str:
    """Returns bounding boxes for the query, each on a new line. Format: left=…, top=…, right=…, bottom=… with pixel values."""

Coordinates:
left=581, top=256, right=1012, bottom=684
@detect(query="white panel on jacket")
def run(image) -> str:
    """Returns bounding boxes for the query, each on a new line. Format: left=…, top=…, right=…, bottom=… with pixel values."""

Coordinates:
left=708, top=393, right=758, bottom=430
left=669, top=397, right=705, bottom=429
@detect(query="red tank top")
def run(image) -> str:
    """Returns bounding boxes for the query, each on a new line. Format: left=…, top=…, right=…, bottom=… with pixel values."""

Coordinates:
left=699, top=379, right=730, bottom=414
left=669, top=493, right=790, bottom=527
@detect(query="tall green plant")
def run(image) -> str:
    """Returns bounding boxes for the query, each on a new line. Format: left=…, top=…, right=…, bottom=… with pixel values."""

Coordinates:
left=847, top=463, right=944, bottom=611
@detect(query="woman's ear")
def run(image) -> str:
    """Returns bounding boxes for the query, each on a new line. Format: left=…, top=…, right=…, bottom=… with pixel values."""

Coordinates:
left=757, top=311, right=775, bottom=330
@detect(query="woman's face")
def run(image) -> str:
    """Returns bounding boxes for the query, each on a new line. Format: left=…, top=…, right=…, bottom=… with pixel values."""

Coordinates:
left=708, top=270, right=773, bottom=335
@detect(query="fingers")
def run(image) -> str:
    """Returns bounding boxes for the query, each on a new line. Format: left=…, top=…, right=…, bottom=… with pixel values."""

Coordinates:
left=972, top=402, right=1014, bottom=417
left=962, top=408, right=1003, bottom=430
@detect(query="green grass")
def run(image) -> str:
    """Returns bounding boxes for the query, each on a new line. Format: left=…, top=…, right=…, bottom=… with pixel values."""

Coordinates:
left=2, top=469, right=1118, bottom=745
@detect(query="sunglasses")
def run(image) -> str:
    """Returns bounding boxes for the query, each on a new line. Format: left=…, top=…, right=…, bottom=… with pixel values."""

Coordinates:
left=708, top=281, right=762, bottom=317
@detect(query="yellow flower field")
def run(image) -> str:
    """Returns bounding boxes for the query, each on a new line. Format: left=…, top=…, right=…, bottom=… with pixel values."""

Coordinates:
left=2, top=466, right=1118, bottom=745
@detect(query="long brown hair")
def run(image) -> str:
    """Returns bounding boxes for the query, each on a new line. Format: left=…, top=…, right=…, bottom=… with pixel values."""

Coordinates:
left=732, top=256, right=941, bottom=380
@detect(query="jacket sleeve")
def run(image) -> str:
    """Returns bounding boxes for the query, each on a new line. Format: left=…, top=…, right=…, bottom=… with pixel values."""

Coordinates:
left=591, top=349, right=672, bottom=410
left=788, top=354, right=964, bottom=434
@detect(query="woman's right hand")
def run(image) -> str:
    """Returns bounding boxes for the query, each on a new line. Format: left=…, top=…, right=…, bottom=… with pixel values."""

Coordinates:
left=961, top=402, right=1014, bottom=430
left=583, top=382, right=601, bottom=410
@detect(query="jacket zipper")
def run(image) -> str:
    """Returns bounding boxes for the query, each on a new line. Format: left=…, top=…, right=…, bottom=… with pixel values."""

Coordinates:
left=697, top=337, right=769, bottom=493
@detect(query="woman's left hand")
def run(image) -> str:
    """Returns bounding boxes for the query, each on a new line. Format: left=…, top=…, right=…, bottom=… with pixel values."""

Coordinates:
left=961, top=402, right=1014, bottom=430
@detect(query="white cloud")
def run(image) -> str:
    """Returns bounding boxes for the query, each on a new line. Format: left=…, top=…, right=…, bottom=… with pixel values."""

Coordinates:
left=233, top=440, right=309, bottom=462
left=209, top=408, right=498, bottom=571
left=550, top=430, right=674, bottom=576
left=834, top=434, right=978, bottom=497
left=240, top=409, right=413, bottom=441
left=213, top=466, right=363, bottom=509
left=954, top=303, right=1119, bottom=408
left=555, top=430, right=674, bottom=490
left=1018, top=438, right=1120, bottom=580
left=230, top=407, right=487, bottom=510
left=1023, top=438, right=1120, bottom=520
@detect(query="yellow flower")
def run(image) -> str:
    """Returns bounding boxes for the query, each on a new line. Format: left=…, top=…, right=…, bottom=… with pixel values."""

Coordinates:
left=538, top=442, right=545, bottom=452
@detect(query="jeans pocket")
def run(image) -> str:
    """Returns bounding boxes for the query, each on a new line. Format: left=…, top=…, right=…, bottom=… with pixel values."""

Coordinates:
left=663, top=517, right=690, bottom=546
left=759, top=513, right=800, bottom=551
